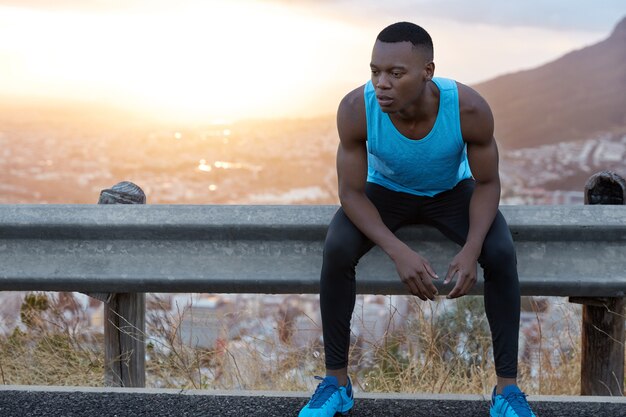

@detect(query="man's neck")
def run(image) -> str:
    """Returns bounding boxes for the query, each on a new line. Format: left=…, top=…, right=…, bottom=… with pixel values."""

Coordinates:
left=391, top=81, right=439, bottom=125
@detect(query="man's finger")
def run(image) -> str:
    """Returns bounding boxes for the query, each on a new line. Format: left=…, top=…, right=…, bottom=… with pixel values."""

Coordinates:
left=405, top=279, right=425, bottom=301
left=422, top=273, right=438, bottom=297
left=424, top=262, right=439, bottom=280
left=413, top=275, right=432, bottom=300
left=461, top=273, right=477, bottom=296
left=444, top=265, right=457, bottom=285
left=417, top=273, right=437, bottom=300
left=447, top=277, right=464, bottom=299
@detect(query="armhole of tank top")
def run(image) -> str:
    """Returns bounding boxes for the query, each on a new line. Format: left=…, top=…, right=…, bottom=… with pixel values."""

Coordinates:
left=363, top=82, right=374, bottom=144
left=451, top=80, right=465, bottom=149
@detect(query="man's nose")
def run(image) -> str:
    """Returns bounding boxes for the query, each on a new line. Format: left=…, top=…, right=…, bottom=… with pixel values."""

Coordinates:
left=376, top=73, right=391, bottom=89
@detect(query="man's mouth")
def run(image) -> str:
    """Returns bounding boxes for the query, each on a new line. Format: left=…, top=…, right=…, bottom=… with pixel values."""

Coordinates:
left=376, top=95, right=393, bottom=107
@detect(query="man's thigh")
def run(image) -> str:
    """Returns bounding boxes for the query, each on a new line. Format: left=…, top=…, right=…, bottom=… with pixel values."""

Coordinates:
left=364, top=182, right=425, bottom=230
left=420, top=179, right=515, bottom=258
left=324, top=182, right=425, bottom=258
left=418, top=179, right=475, bottom=245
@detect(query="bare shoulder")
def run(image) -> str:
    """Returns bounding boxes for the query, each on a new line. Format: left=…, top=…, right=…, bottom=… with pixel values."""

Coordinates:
left=455, top=82, right=494, bottom=145
left=337, top=84, right=367, bottom=145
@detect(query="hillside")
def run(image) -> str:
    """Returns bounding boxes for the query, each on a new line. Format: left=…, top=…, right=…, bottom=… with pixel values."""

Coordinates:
left=473, top=16, right=626, bottom=150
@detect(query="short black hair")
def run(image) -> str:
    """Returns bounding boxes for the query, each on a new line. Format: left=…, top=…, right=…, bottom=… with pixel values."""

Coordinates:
left=377, top=22, right=434, bottom=61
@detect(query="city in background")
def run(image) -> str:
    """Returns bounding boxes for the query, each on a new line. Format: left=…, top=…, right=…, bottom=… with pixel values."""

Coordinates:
left=0, top=1, right=624, bottom=392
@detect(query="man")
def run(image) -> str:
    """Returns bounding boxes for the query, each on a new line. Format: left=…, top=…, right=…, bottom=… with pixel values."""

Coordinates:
left=299, top=22, right=537, bottom=417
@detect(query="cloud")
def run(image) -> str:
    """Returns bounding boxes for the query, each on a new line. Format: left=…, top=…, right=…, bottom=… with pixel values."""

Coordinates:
left=0, top=0, right=197, bottom=13
left=3, top=0, right=623, bottom=33
left=406, top=0, right=625, bottom=32
left=271, top=0, right=625, bottom=32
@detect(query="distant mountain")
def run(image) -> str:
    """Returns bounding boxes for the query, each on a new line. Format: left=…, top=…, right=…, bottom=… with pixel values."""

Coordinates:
left=473, top=17, right=626, bottom=150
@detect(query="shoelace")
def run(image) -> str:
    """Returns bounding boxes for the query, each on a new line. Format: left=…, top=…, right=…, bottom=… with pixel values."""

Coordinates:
left=308, top=376, right=340, bottom=408
left=503, top=391, right=533, bottom=417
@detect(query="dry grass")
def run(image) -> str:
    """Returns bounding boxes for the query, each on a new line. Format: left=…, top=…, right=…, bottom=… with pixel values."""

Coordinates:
left=0, top=292, right=621, bottom=396
left=0, top=293, right=103, bottom=386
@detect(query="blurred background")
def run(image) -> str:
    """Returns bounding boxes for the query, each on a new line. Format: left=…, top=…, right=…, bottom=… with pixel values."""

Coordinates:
left=0, top=0, right=624, bottom=205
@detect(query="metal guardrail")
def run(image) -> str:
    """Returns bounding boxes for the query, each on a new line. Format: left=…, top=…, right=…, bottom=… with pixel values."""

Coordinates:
left=0, top=204, right=625, bottom=394
left=0, top=204, right=625, bottom=296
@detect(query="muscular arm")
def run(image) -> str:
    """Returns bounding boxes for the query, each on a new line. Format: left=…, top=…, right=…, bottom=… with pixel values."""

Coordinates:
left=336, top=87, right=399, bottom=254
left=336, top=87, right=438, bottom=300
left=445, top=82, right=501, bottom=298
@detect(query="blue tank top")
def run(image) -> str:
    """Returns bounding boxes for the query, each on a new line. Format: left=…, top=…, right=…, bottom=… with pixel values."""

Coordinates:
left=364, top=77, right=472, bottom=197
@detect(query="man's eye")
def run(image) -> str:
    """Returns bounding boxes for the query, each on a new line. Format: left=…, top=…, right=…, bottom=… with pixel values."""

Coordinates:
left=371, top=70, right=379, bottom=75
left=392, top=72, right=402, bottom=78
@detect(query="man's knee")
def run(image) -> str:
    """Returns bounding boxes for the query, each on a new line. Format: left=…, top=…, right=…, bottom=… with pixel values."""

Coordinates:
left=479, top=239, right=517, bottom=272
left=323, top=232, right=360, bottom=269
left=322, top=211, right=366, bottom=268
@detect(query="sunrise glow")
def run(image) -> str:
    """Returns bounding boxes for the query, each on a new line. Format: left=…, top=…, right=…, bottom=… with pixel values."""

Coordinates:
left=0, top=1, right=610, bottom=122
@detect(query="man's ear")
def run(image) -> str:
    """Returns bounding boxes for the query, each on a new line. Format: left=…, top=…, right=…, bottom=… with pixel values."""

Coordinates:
left=424, top=61, right=435, bottom=81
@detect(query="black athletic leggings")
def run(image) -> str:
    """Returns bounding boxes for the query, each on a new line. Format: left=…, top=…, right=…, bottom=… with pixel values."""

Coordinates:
left=320, top=179, right=520, bottom=378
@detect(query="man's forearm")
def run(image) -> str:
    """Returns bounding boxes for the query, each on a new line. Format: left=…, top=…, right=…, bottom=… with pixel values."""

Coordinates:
left=340, top=191, right=407, bottom=260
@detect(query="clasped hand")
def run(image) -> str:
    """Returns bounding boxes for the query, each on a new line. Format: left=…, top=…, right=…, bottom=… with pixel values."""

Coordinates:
left=393, top=246, right=439, bottom=301
left=444, top=247, right=479, bottom=299
left=394, top=246, right=478, bottom=300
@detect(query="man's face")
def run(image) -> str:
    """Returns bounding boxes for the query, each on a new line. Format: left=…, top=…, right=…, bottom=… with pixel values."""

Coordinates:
left=369, top=40, right=432, bottom=113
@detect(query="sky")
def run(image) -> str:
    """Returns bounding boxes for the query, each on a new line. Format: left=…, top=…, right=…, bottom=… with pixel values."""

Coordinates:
left=0, top=0, right=623, bottom=122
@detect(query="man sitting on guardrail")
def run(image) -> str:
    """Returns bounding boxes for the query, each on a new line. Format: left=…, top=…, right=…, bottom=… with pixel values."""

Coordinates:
left=299, top=22, right=536, bottom=417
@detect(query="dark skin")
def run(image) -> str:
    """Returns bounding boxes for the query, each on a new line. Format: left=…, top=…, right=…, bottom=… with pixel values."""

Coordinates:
left=330, top=40, right=514, bottom=392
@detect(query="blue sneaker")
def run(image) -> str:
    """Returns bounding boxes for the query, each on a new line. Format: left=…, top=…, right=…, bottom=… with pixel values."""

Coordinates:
left=298, top=375, right=354, bottom=417
left=490, top=385, right=537, bottom=417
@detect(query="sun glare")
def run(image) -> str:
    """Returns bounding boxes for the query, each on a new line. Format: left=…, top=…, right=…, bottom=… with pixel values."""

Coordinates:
left=0, top=2, right=609, bottom=122
left=0, top=2, right=362, bottom=122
